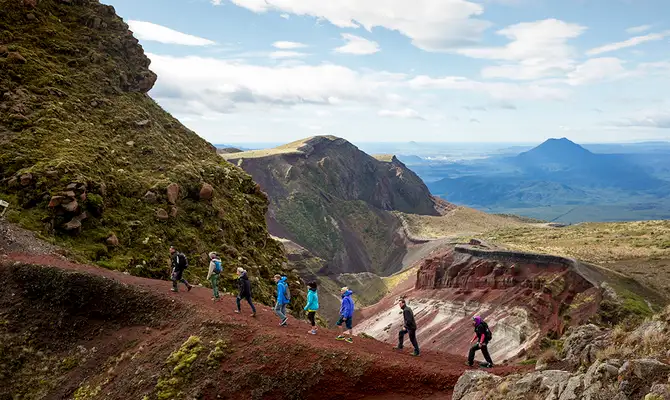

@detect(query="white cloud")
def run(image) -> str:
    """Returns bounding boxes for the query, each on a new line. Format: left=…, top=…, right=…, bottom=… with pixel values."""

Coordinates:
left=334, top=34, right=380, bottom=55
left=269, top=51, right=308, bottom=59
left=127, top=20, right=216, bottom=46
left=224, top=0, right=490, bottom=51
left=457, top=19, right=586, bottom=81
left=586, top=31, right=670, bottom=56
left=612, top=110, right=670, bottom=129
left=280, top=13, right=290, bottom=19
left=566, top=57, right=628, bottom=86
left=626, top=25, right=652, bottom=34
left=147, top=54, right=403, bottom=115
left=272, top=41, right=308, bottom=49
left=408, top=75, right=569, bottom=101
left=378, top=108, right=424, bottom=119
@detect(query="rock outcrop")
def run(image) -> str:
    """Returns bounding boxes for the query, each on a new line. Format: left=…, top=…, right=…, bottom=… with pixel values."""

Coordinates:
left=222, top=135, right=450, bottom=276
left=0, top=0, right=301, bottom=308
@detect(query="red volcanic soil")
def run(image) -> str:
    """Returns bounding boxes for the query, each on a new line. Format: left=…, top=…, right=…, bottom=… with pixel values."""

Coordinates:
left=0, top=246, right=523, bottom=400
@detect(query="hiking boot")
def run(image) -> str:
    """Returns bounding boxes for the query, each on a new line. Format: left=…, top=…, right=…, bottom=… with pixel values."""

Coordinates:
left=187, top=285, right=193, bottom=292
left=308, top=330, right=317, bottom=335
left=344, top=337, right=353, bottom=344
left=482, top=363, right=494, bottom=369
left=336, top=335, right=346, bottom=341
left=465, top=362, right=474, bottom=368
left=250, top=312, right=256, bottom=318
left=280, top=317, right=288, bottom=326
left=170, top=288, right=178, bottom=293
left=411, top=351, right=420, bottom=357
left=393, top=346, right=404, bottom=351
left=234, top=310, right=241, bottom=314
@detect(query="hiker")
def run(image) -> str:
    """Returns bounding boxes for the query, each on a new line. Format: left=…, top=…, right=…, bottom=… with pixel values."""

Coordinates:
left=336, top=287, right=354, bottom=343
left=170, top=246, right=192, bottom=293
left=468, top=315, right=494, bottom=368
left=394, top=299, right=420, bottom=356
left=273, top=274, right=290, bottom=326
left=304, top=281, right=319, bottom=335
left=206, top=252, right=222, bottom=301
left=235, top=267, right=256, bottom=317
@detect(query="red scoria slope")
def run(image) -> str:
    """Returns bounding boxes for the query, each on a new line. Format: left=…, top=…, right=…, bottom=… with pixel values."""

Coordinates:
left=0, top=223, right=521, bottom=400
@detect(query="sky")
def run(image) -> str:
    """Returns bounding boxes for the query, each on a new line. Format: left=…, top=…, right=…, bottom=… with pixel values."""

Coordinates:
left=106, top=0, right=670, bottom=144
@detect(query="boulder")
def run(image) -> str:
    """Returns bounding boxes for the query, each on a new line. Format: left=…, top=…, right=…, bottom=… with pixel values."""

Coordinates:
left=7, top=52, right=27, bottom=64
left=199, top=183, right=214, bottom=200
left=63, top=219, right=81, bottom=231
left=170, top=206, right=178, bottom=218
left=453, top=370, right=501, bottom=400
left=619, top=359, right=670, bottom=396
left=166, top=183, right=179, bottom=204
left=558, top=374, right=584, bottom=400
left=19, top=173, right=33, bottom=186
left=647, top=384, right=670, bottom=399
left=48, top=196, right=65, bottom=208
left=106, top=233, right=119, bottom=247
left=155, top=209, right=169, bottom=221
left=62, top=199, right=79, bottom=213
left=63, top=191, right=76, bottom=198
left=66, top=183, right=78, bottom=190
left=561, top=324, right=610, bottom=366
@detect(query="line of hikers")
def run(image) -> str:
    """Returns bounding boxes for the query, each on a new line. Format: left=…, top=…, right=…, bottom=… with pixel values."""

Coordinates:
left=169, top=246, right=494, bottom=366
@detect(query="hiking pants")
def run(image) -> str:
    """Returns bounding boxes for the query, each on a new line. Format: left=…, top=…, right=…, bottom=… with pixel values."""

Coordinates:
left=237, top=295, right=256, bottom=313
left=209, top=274, right=220, bottom=298
left=468, top=342, right=493, bottom=365
left=274, top=302, right=287, bottom=320
left=398, top=329, right=420, bottom=353
left=172, top=268, right=189, bottom=289
left=307, top=311, right=316, bottom=327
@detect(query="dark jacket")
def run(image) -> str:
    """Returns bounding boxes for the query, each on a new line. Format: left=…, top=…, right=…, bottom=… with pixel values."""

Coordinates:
left=171, top=252, right=187, bottom=272
left=474, top=321, right=492, bottom=344
left=402, top=305, right=417, bottom=331
left=238, top=272, right=252, bottom=298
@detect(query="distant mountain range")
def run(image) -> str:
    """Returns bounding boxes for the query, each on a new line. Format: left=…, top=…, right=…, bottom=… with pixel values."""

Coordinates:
left=426, top=138, right=670, bottom=222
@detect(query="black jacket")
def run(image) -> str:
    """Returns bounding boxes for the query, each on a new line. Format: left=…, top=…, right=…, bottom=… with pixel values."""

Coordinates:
left=171, top=252, right=187, bottom=272
left=402, top=305, right=417, bottom=331
left=238, top=272, right=252, bottom=298
left=474, top=321, right=492, bottom=343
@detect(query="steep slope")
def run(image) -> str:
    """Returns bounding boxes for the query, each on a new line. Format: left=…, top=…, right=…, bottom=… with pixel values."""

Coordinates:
left=356, top=241, right=666, bottom=363
left=222, top=135, right=449, bottom=276
left=0, top=0, right=298, bottom=306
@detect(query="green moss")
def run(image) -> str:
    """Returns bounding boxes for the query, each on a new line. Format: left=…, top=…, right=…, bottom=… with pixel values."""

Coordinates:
left=73, top=384, right=101, bottom=400
left=206, top=339, right=231, bottom=369
left=155, top=336, right=204, bottom=400
left=61, top=355, right=79, bottom=371
left=518, top=359, right=537, bottom=365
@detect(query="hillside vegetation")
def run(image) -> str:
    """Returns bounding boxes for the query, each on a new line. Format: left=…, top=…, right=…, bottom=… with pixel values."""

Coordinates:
left=0, top=0, right=300, bottom=307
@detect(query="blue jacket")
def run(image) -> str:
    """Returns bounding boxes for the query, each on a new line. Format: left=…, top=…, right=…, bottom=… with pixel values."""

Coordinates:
left=277, top=276, right=290, bottom=305
left=340, top=290, right=354, bottom=318
left=304, top=288, right=319, bottom=311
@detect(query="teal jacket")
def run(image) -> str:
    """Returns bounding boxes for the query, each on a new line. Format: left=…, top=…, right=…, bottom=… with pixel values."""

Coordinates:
left=304, top=288, right=319, bottom=311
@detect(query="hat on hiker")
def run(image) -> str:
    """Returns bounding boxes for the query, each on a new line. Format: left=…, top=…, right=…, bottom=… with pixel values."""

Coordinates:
left=473, top=316, right=482, bottom=325
left=308, top=281, right=317, bottom=289
left=208, top=251, right=217, bottom=259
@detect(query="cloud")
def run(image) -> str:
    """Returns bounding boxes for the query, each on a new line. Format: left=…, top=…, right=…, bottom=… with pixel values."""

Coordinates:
left=566, top=57, right=628, bottom=85
left=626, top=25, right=652, bottom=34
left=127, top=20, right=216, bottom=46
left=612, top=110, right=670, bottom=129
left=147, top=54, right=403, bottom=115
left=280, top=13, right=290, bottom=19
left=469, top=118, right=481, bottom=123
left=273, top=41, right=308, bottom=49
left=586, top=31, right=670, bottom=56
left=334, top=34, right=380, bottom=55
left=408, top=75, right=569, bottom=101
left=457, top=19, right=586, bottom=80
left=378, top=108, right=424, bottom=119
left=269, top=51, right=308, bottom=59
left=224, top=0, right=490, bottom=51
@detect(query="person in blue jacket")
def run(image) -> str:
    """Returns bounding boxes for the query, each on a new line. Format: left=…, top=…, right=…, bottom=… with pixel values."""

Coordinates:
left=273, top=274, right=290, bottom=326
left=336, top=287, right=355, bottom=343
left=304, top=281, right=319, bottom=335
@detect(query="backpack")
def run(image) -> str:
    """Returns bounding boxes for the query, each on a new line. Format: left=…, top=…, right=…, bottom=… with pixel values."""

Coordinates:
left=283, top=282, right=291, bottom=301
left=482, top=322, right=493, bottom=341
left=213, top=259, right=222, bottom=274
left=178, top=253, right=188, bottom=269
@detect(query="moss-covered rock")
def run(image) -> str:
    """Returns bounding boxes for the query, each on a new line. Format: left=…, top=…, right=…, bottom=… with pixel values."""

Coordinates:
left=0, top=0, right=301, bottom=308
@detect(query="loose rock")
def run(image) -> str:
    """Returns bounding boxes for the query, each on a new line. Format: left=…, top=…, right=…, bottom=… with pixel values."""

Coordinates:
left=166, top=183, right=179, bottom=205
left=106, top=233, right=119, bottom=247
left=155, top=209, right=169, bottom=221
left=199, top=183, right=214, bottom=200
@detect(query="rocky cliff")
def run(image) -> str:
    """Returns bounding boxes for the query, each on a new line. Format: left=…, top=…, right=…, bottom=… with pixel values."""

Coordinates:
left=356, top=241, right=665, bottom=363
left=0, top=0, right=300, bottom=307
left=222, top=135, right=448, bottom=276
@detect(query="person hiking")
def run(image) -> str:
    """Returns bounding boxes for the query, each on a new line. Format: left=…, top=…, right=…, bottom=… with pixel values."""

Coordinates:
left=170, top=246, right=192, bottom=293
left=234, top=267, right=256, bottom=317
left=468, top=315, right=494, bottom=368
left=336, top=287, right=354, bottom=343
left=273, top=275, right=290, bottom=326
left=394, top=299, right=420, bottom=356
left=206, top=252, right=222, bottom=301
left=304, top=281, right=319, bottom=335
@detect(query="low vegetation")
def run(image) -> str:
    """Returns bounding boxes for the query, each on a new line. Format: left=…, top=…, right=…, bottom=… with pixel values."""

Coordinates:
left=398, top=207, right=527, bottom=239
